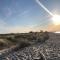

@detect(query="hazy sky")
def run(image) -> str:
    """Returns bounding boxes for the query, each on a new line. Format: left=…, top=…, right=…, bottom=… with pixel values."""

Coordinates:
left=0, top=0, right=60, bottom=33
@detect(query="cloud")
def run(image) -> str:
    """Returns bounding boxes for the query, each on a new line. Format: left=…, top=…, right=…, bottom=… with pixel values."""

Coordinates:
left=0, top=19, right=7, bottom=33
left=0, top=19, right=6, bottom=27
left=45, top=24, right=60, bottom=32
left=0, top=19, right=60, bottom=33
left=19, top=10, right=30, bottom=17
left=19, top=7, right=35, bottom=17
left=6, top=8, right=12, bottom=17
left=6, top=26, right=33, bottom=33
left=3, top=7, right=13, bottom=18
left=4, top=25, right=40, bottom=33
left=0, top=25, right=43, bottom=33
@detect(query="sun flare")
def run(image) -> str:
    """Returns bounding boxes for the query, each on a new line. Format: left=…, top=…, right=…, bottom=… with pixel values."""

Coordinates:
left=52, top=14, right=60, bottom=25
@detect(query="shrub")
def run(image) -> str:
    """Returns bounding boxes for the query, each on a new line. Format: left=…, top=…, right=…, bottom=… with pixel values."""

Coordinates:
left=20, top=41, right=31, bottom=48
left=7, top=37, right=17, bottom=43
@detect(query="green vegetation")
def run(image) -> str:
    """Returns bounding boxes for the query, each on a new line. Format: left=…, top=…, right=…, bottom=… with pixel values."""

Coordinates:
left=0, top=31, right=49, bottom=50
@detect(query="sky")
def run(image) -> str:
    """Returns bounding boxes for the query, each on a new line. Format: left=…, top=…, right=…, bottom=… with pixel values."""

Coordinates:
left=0, top=0, right=60, bottom=33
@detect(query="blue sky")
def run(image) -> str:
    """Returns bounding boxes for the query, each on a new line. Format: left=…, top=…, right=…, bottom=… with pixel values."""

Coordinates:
left=0, top=0, right=60, bottom=33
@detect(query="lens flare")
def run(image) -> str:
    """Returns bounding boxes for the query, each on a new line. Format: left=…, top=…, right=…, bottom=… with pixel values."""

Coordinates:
left=36, top=0, right=60, bottom=25
left=36, top=0, right=53, bottom=16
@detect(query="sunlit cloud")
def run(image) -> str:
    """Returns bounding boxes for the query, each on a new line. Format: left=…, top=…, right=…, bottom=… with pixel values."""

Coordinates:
left=0, top=23, right=60, bottom=33
left=0, top=24, right=43, bottom=33
left=0, top=26, right=37, bottom=33
left=45, top=24, right=60, bottom=32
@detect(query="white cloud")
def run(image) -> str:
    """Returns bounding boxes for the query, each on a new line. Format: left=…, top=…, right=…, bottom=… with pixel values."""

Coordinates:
left=0, top=25, right=43, bottom=33
left=3, top=26, right=36, bottom=33
left=3, top=7, right=13, bottom=18
left=19, top=10, right=29, bottom=17
left=0, top=20, right=6, bottom=27
left=0, top=20, right=46, bottom=33
left=19, top=7, right=34, bottom=17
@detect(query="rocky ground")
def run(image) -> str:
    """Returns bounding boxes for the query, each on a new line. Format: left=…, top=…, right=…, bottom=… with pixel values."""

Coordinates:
left=0, top=32, right=60, bottom=60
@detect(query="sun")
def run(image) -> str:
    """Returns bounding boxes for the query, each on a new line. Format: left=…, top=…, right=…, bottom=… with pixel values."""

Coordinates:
left=52, top=14, right=60, bottom=25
